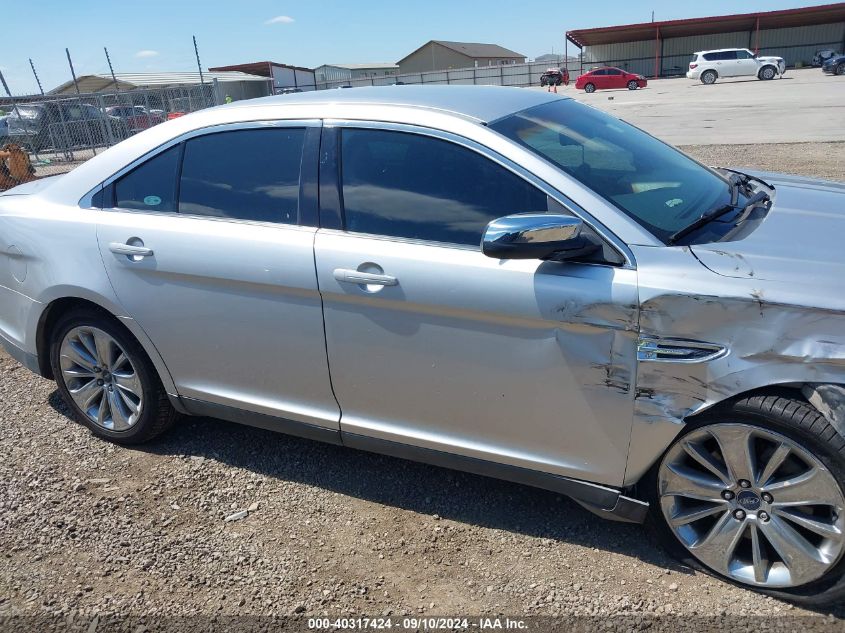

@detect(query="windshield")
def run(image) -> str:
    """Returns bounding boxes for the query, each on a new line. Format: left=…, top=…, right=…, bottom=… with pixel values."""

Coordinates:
left=489, top=99, right=732, bottom=243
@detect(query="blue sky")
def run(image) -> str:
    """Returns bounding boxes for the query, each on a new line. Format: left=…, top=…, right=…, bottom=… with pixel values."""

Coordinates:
left=1, top=0, right=827, bottom=94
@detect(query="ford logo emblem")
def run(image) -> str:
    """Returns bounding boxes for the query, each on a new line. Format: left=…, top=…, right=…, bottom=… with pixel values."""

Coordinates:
left=737, top=490, right=761, bottom=511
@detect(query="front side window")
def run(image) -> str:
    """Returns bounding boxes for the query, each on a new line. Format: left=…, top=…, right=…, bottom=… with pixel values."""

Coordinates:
left=340, top=129, right=547, bottom=246
left=114, top=144, right=181, bottom=212
left=606, top=68, right=622, bottom=75
left=179, top=128, right=304, bottom=223
left=490, top=99, right=732, bottom=243
left=736, top=49, right=753, bottom=59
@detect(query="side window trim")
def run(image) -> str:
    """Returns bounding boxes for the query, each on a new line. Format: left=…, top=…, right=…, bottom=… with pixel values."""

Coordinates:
left=100, top=119, right=320, bottom=227
left=322, top=120, right=633, bottom=268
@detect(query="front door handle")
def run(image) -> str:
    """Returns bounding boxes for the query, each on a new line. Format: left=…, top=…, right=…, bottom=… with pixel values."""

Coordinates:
left=109, top=242, right=154, bottom=257
left=333, top=268, right=398, bottom=286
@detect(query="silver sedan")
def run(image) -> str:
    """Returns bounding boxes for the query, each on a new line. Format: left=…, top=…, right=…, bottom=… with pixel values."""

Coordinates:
left=1, top=86, right=844, bottom=605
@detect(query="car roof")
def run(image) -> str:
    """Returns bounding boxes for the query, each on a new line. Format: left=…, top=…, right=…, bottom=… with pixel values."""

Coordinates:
left=222, top=85, right=566, bottom=124
left=695, top=48, right=749, bottom=53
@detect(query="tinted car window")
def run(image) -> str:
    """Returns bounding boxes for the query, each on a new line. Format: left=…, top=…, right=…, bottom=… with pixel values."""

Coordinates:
left=340, top=129, right=548, bottom=246
left=491, top=99, right=734, bottom=244
left=736, top=49, right=753, bottom=59
left=114, top=144, right=181, bottom=212
left=179, top=128, right=304, bottom=224
left=703, top=51, right=736, bottom=61
left=592, top=69, right=607, bottom=76
left=606, top=68, right=622, bottom=75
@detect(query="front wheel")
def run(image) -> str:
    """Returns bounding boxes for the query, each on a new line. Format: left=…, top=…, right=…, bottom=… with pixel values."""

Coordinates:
left=50, top=308, right=178, bottom=444
left=583, top=83, right=596, bottom=93
left=700, top=70, right=717, bottom=85
left=836, top=63, right=845, bottom=76
left=759, top=66, right=776, bottom=80
left=646, top=393, right=845, bottom=606
left=627, top=80, right=639, bottom=90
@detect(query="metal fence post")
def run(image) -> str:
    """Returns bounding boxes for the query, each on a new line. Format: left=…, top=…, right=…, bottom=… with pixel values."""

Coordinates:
left=98, top=93, right=116, bottom=146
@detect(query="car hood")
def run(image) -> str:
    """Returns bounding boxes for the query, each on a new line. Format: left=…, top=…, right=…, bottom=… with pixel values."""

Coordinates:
left=758, top=55, right=784, bottom=63
left=690, top=171, right=845, bottom=287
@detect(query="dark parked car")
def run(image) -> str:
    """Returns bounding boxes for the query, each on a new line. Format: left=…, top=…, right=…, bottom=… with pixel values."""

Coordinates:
left=540, top=68, right=569, bottom=87
left=813, top=49, right=840, bottom=67
left=0, top=115, right=8, bottom=145
left=7, top=102, right=128, bottom=151
left=822, top=53, right=845, bottom=75
left=104, top=106, right=162, bottom=134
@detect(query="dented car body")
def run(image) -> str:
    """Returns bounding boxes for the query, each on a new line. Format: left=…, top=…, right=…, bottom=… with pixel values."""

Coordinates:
left=1, top=87, right=844, bottom=598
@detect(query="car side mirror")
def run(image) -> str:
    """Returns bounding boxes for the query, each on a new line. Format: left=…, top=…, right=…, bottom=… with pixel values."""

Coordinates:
left=481, top=213, right=599, bottom=261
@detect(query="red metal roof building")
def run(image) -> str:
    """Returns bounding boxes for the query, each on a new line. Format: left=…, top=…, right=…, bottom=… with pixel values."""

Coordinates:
left=565, top=3, right=845, bottom=77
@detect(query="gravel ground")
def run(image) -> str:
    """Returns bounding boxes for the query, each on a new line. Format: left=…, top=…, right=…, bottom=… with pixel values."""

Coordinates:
left=1, top=143, right=844, bottom=632
left=681, top=142, right=845, bottom=182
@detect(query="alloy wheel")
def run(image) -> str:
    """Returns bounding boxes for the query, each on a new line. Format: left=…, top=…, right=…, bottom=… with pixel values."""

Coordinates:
left=659, top=423, right=845, bottom=588
left=59, top=326, right=144, bottom=431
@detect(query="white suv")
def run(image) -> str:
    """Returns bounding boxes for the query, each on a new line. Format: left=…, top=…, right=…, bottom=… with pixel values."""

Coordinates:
left=687, top=48, right=786, bottom=84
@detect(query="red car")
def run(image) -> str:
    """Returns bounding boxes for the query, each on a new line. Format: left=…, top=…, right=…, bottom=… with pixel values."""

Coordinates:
left=574, top=67, right=647, bottom=93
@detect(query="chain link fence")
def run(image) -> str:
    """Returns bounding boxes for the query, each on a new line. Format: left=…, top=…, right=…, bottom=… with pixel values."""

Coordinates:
left=316, top=60, right=583, bottom=90
left=1, top=84, right=215, bottom=180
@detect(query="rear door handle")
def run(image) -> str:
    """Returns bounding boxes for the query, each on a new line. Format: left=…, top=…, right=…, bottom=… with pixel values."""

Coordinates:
left=109, top=242, right=154, bottom=257
left=333, top=269, right=398, bottom=286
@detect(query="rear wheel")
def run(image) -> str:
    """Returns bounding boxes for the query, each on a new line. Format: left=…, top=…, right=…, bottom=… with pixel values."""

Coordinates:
left=50, top=309, right=178, bottom=444
left=646, top=393, right=845, bottom=606
left=627, top=80, right=639, bottom=90
left=583, top=83, right=596, bottom=93
left=759, top=66, right=776, bottom=80
left=700, top=70, right=717, bottom=84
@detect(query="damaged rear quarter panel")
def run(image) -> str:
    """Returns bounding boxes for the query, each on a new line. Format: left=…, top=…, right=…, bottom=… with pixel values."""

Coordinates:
left=624, top=245, right=845, bottom=485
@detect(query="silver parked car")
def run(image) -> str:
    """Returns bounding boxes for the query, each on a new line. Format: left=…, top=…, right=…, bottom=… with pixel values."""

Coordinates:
left=1, top=86, right=843, bottom=605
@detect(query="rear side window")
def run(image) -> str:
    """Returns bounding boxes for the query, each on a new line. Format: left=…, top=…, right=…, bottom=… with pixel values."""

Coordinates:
left=340, top=128, right=548, bottom=246
left=704, top=51, right=737, bottom=61
left=114, top=144, right=181, bottom=212
left=178, top=128, right=304, bottom=224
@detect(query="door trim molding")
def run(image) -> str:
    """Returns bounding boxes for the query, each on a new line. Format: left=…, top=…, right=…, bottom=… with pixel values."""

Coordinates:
left=178, top=396, right=343, bottom=445
left=343, top=432, right=648, bottom=522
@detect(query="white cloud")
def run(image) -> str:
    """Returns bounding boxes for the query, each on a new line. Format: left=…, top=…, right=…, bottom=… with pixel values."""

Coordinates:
left=264, top=15, right=294, bottom=25
left=134, top=50, right=160, bottom=58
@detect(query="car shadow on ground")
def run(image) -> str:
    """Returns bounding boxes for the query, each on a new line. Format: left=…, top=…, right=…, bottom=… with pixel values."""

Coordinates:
left=44, top=391, right=694, bottom=577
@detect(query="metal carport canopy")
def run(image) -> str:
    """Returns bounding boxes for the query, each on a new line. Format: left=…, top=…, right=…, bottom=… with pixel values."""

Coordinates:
left=566, top=3, right=845, bottom=47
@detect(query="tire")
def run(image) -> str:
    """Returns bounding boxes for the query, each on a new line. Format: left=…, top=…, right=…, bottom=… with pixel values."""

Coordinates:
left=700, top=70, right=717, bottom=85
left=627, top=80, right=639, bottom=90
left=644, top=391, right=845, bottom=606
left=836, top=63, right=845, bottom=76
left=759, top=66, right=776, bottom=80
left=584, top=83, right=596, bottom=93
left=50, top=307, right=178, bottom=444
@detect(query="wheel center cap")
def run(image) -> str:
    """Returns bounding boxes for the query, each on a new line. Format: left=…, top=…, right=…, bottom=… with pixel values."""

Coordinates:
left=737, top=490, right=762, bottom=511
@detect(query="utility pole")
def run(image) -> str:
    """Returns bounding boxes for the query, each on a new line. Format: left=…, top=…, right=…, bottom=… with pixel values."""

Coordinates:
left=104, top=47, right=119, bottom=91
left=193, top=35, right=205, bottom=84
left=29, top=59, right=45, bottom=95
left=66, top=48, right=81, bottom=94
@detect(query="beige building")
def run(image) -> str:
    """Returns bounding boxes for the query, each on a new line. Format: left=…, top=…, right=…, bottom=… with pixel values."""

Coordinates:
left=397, top=40, right=526, bottom=74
